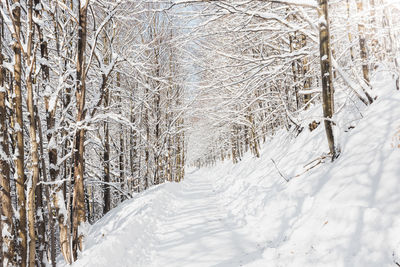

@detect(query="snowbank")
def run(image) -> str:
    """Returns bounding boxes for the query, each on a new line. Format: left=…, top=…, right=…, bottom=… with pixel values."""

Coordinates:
left=207, top=73, right=400, bottom=266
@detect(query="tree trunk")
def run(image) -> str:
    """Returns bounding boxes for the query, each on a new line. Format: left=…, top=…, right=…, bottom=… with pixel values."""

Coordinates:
left=34, top=0, right=57, bottom=263
left=72, top=0, right=89, bottom=261
left=0, top=16, right=15, bottom=266
left=12, top=0, right=27, bottom=264
left=129, top=97, right=137, bottom=191
left=36, top=109, right=57, bottom=267
left=117, top=73, right=125, bottom=201
left=356, top=0, right=371, bottom=86
left=383, top=6, right=400, bottom=90
left=356, top=0, right=374, bottom=103
left=103, top=86, right=111, bottom=215
left=25, top=1, right=41, bottom=265
left=317, top=0, right=337, bottom=159
left=346, top=0, right=355, bottom=61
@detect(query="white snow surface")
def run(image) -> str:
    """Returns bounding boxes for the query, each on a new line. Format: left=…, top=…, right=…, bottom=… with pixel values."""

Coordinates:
left=62, top=77, right=400, bottom=267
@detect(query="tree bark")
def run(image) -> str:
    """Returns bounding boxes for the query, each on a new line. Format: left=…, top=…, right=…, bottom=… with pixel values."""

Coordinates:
left=25, top=1, right=41, bottom=265
left=356, top=0, right=371, bottom=86
left=72, top=0, right=89, bottom=261
left=0, top=14, right=15, bottom=266
left=317, top=0, right=337, bottom=159
left=103, top=86, right=111, bottom=215
left=11, top=0, right=28, bottom=264
left=346, top=0, right=355, bottom=61
left=34, top=0, right=57, bottom=263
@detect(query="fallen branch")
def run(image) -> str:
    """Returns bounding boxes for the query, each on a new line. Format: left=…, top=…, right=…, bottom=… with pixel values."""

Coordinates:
left=271, top=154, right=328, bottom=182
left=303, top=155, right=327, bottom=169
left=294, top=155, right=327, bottom=178
left=271, top=158, right=289, bottom=182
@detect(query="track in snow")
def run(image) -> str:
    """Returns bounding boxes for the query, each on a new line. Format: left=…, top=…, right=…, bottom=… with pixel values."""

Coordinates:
left=66, top=169, right=264, bottom=267
left=151, top=170, right=263, bottom=267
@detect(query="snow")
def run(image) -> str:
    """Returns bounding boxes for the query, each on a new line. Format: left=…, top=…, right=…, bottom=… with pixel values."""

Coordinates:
left=318, top=16, right=327, bottom=26
left=60, top=75, right=400, bottom=266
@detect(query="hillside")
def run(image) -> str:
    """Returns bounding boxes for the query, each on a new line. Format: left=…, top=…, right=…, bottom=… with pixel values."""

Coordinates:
left=61, top=74, right=400, bottom=267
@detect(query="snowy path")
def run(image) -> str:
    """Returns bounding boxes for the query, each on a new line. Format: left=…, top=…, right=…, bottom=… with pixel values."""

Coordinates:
left=151, top=170, right=262, bottom=267
left=68, top=170, right=263, bottom=267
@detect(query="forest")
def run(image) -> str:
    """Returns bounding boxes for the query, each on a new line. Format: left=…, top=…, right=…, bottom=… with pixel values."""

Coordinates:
left=0, top=0, right=399, bottom=266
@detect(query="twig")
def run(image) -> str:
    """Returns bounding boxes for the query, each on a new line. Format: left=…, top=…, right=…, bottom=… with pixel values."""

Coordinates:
left=303, top=155, right=327, bottom=168
left=294, top=157, right=326, bottom=178
left=271, top=158, right=289, bottom=182
left=271, top=154, right=327, bottom=182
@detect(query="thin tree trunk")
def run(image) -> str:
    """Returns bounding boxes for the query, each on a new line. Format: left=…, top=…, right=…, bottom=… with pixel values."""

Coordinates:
left=103, top=86, right=111, bottom=215
left=25, top=0, right=41, bottom=265
left=12, top=0, right=27, bottom=264
left=34, top=0, right=57, bottom=263
left=102, top=30, right=111, bottom=215
left=318, top=0, right=337, bottom=159
left=384, top=6, right=400, bottom=90
left=117, top=73, right=125, bottom=201
left=36, top=108, right=57, bottom=267
left=356, top=0, right=371, bottom=87
left=181, top=128, right=185, bottom=180
left=346, top=0, right=356, bottom=61
left=130, top=97, right=137, bottom=191
left=144, top=86, right=150, bottom=189
left=289, top=33, right=300, bottom=110
left=0, top=15, right=15, bottom=265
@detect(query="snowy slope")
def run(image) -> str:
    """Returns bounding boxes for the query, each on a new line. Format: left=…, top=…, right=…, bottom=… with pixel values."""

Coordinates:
left=209, top=83, right=400, bottom=267
left=61, top=76, right=400, bottom=267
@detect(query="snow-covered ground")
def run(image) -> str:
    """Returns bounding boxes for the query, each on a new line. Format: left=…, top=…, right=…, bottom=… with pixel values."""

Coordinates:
left=62, top=74, right=400, bottom=267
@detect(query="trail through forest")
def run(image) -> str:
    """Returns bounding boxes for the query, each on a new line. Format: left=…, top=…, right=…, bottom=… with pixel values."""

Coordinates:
left=64, top=77, right=400, bottom=267
left=64, top=170, right=263, bottom=267
left=151, top=171, right=262, bottom=267
left=2, top=0, right=400, bottom=266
